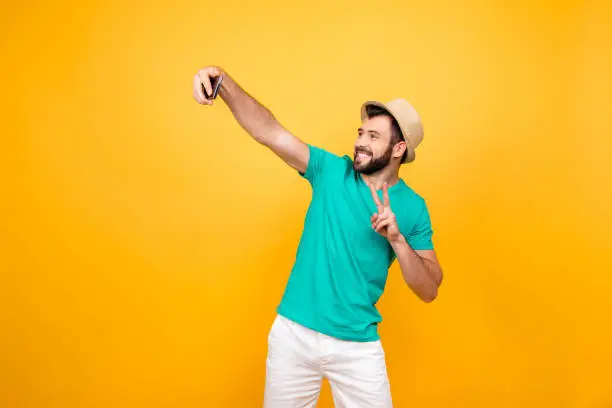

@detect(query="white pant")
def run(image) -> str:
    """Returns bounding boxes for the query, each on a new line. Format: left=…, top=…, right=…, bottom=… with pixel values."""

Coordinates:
left=264, top=314, right=393, bottom=407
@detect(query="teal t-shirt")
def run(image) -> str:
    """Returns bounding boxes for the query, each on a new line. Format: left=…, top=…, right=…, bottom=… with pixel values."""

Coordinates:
left=277, top=144, right=435, bottom=342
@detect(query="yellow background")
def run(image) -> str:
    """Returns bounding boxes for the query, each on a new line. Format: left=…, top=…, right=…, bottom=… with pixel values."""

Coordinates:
left=2, top=0, right=611, bottom=407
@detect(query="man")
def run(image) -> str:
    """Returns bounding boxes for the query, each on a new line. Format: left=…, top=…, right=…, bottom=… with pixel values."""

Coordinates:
left=193, top=66, right=443, bottom=407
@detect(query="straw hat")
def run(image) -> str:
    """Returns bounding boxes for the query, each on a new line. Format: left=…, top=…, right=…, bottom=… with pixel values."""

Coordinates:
left=360, top=98, right=424, bottom=163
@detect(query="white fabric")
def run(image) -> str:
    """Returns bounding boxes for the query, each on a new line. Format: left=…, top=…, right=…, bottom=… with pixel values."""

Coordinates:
left=264, top=314, right=393, bottom=407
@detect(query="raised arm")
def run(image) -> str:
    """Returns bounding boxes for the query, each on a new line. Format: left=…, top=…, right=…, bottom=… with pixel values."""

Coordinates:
left=193, top=66, right=310, bottom=174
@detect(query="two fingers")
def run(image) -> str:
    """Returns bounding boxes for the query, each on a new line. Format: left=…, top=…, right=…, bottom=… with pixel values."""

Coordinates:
left=369, top=183, right=393, bottom=232
left=369, top=183, right=390, bottom=210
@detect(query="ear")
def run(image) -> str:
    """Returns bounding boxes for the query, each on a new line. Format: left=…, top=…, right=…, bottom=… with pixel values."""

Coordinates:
left=393, top=141, right=407, bottom=159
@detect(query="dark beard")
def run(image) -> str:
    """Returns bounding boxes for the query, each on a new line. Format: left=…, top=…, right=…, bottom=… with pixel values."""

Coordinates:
left=353, top=143, right=394, bottom=175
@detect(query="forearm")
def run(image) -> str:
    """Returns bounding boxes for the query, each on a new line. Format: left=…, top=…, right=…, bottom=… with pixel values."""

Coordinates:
left=389, top=236, right=440, bottom=302
left=217, top=70, right=285, bottom=145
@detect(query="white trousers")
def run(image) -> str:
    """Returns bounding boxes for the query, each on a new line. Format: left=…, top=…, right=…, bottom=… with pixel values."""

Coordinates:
left=264, top=314, right=393, bottom=407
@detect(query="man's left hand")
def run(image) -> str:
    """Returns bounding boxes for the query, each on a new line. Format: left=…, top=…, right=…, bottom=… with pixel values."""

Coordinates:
left=369, top=182, right=402, bottom=243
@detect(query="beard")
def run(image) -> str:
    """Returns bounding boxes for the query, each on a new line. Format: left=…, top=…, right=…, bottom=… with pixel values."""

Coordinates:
left=352, top=143, right=394, bottom=175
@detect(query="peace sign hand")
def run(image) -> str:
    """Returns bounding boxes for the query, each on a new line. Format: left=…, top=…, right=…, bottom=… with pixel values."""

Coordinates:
left=369, top=182, right=402, bottom=243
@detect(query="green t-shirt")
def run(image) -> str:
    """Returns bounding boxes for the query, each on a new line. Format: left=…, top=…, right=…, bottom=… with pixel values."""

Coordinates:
left=277, top=144, right=435, bottom=342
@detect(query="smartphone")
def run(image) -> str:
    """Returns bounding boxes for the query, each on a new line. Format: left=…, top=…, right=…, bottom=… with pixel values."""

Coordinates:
left=203, top=75, right=223, bottom=100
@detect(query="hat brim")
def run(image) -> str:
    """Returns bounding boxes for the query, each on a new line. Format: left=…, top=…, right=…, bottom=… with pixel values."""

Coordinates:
left=360, top=100, right=415, bottom=164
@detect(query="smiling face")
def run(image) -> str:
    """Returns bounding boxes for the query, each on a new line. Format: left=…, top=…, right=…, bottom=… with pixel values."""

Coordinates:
left=353, top=106, right=407, bottom=175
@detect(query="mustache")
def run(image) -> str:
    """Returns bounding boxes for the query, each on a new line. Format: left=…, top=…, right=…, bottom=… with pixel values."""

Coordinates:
left=354, top=147, right=372, bottom=156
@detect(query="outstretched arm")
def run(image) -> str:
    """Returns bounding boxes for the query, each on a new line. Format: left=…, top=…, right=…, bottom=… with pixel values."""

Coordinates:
left=193, top=66, right=310, bottom=174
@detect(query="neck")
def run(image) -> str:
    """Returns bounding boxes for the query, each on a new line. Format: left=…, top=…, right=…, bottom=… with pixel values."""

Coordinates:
left=361, top=165, right=400, bottom=190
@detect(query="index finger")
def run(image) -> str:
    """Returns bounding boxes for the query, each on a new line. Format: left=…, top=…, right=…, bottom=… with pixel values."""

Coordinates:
left=198, top=71, right=213, bottom=100
left=369, top=184, right=383, bottom=209
left=382, top=182, right=390, bottom=207
left=193, top=74, right=210, bottom=104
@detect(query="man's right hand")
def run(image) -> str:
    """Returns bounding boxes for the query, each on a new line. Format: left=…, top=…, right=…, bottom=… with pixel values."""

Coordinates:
left=193, top=66, right=224, bottom=105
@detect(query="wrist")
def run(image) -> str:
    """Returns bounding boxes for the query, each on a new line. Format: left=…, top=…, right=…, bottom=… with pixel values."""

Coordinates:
left=388, top=234, right=407, bottom=248
left=215, top=67, right=229, bottom=92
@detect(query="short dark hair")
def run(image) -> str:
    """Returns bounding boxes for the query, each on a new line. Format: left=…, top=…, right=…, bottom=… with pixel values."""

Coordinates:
left=364, top=105, right=407, bottom=162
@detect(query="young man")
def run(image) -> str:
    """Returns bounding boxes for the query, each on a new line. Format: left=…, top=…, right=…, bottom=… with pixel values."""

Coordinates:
left=193, top=66, right=443, bottom=407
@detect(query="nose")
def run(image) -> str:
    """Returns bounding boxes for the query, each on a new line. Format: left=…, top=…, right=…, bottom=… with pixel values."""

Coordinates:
left=355, top=135, right=370, bottom=153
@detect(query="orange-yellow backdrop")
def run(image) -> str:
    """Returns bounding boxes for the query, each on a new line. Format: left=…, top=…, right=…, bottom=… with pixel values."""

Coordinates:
left=2, top=0, right=611, bottom=407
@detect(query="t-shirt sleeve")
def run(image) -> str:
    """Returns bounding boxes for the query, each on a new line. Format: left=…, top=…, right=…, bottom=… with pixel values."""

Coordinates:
left=406, top=200, right=435, bottom=251
left=299, top=144, right=342, bottom=188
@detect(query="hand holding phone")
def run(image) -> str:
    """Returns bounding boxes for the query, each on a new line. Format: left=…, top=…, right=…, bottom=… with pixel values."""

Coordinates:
left=203, top=75, right=223, bottom=100
left=193, top=67, right=224, bottom=105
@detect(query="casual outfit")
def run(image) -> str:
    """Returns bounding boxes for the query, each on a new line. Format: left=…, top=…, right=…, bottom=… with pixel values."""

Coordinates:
left=264, top=144, right=435, bottom=407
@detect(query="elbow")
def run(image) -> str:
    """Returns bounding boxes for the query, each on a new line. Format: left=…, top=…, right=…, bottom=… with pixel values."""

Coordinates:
left=421, top=286, right=439, bottom=303
left=252, top=125, right=280, bottom=147
left=423, top=270, right=443, bottom=303
left=422, top=292, right=437, bottom=303
left=236, top=116, right=277, bottom=146
left=252, top=134, right=268, bottom=145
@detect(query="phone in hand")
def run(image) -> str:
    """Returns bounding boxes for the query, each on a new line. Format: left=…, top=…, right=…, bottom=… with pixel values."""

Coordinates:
left=203, top=75, right=223, bottom=100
